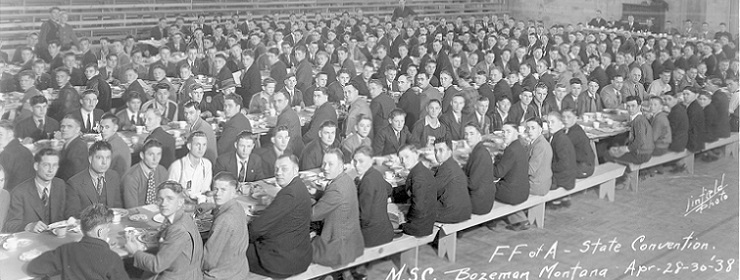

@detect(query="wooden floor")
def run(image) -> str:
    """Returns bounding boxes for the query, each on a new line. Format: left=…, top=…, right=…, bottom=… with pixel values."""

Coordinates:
left=365, top=155, right=740, bottom=280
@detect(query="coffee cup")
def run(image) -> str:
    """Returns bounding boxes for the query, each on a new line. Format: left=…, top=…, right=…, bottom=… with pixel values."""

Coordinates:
left=2, top=237, right=18, bottom=251
left=593, top=122, right=600, bottom=129
left=178, top=121, right=187, bottom=129
left=112, top=212, right=122, bottom=224
left=384, top=171, right=394, bottom=180
left=52, top=227, right=67, bottom=238
left=135, top=126, right=145, bottom=134
left=171, top=130, right=181, bottom=139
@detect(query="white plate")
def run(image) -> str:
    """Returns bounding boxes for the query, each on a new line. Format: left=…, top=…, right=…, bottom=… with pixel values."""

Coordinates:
left=129, top=214, right=148, bottom=222
left=112, top=208, right=129, bottom=217
left=152, top=213, right=165, bottom=223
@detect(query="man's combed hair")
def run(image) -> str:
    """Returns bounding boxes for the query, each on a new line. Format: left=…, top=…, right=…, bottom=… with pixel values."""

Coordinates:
left=80, top=203, right=113, bottom=233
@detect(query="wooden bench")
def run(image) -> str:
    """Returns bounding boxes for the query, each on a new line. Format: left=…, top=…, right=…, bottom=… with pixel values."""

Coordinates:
left=702, top=132, right=739, bottom=159
left=249, top=227, right=440, bottom=280
left=620, top=150, right=695, bottom=192
left=436, top=162, right=626, bottom=262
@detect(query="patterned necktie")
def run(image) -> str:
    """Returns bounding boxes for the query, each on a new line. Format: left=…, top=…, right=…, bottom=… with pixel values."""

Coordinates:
left=145, top=171, right=156, bottom=205
left=238, top=161, right=247, bottom=182
left=96, top=176, right=105, bottom=196
left=41, top=188, right=49, bottom=207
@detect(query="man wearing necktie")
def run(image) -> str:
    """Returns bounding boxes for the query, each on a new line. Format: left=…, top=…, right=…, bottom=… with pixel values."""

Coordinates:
left=15, top=95, right=60, bottom=142
left=115, top=93, right=143, bottom=132
left=214, top=131, right=266, bottom=183
left=75, top=90, right=104, bottom=134
left=64, top=141, right=123, bottom=218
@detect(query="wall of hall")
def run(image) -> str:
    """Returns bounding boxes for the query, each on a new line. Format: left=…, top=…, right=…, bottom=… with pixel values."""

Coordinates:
left=510, top=0, right=738, bottom=35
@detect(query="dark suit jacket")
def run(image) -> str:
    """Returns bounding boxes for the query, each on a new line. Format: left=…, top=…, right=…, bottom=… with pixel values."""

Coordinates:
left=146, top=127, right=176, bottom=169
left=478, top=83, right=496, bottom=115
left=218, top=113, right=252, bottom=156
left=57, top=137, right=89, bottom=181
left=214, top=152, right=266, bottom=182
left=686, top=101, right=706, bottom=152
left=86, top=75, right=112, bottom=112
left=123, top=80, right=148, bottom=104
left=469, top=112, right=493, bottom=135
left=326, top=81, right=345, bottom=103
left=248, top=177, right=312, bottom=278
left=299, top=139, right=338, bottom=171
left=492, top=81, right=512, bottom=103
left=176, top=58, right=208, bottom=77
left=70, top=109, right=105, bottom=134
left=550, top=130, right=578, bottom=190
left=255, top=145, right=291, bottom=178
left=566, top=124, right=595, bottom=178
left=493, top=140, right=529, bottom=205
left=303, top=102, right=337, bottom=144
left=464, top=142, right=496, bottom=215
left=121, top=163, right=168, bottom=208
left=65, top=169, right=123, bottom=218
left=435, top=158, right=472, bottom=223
left=237, top=65, right=262, bottom=107
left=372, top=125, right=416, bottom=156
left=400, top=162, right=437, bottom=237
left=589, top=66, right=609, bottom=89
left=295, top=59, right=314, bottom=94
left=270, top=60, right=288, bottom=89
left=439, top=111, right=473, bottom=140
left=50, top=83, right=81, bottom=121
left=115, top=109, right=142, bottom=132
left=4, top=178, right=67, bottom=232
left=521, top=74, right=538, bottom=91
left=508, top=102, right=536, bottom=125
left=370, top=93, right=397, bottom=134
left=150, top=26, right=168, bottom=40
left=0, top=139, right=35, bottom=190
left=357, top=168, right=394, bottom=247
left=276, top=107, right=304, bottom=157
left=28, top=236, right=129, bottom=280
left=544, top=94, right=576, bottom=113
left=15, top=116, right=59, bottom=142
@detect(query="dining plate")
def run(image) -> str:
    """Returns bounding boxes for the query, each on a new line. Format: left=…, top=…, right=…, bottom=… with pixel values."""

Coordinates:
left=136, top=231, right=159, bottom=245
left=152, top=213, right=166, bottom=223
left=129, top=214, right=148, bottom=222
left=112, top=208, right=129, bottom=217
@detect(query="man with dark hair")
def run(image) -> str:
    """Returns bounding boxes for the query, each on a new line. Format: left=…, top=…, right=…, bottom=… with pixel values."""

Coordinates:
left=373, top=108, right=416, bottom=155
left=397, top=144, right=437, bottom=236
left=182, top=100, right=218, bottom=163
left=545, top=112, right=578, bottom=208
left=248, top=155, right=312, bottom=278
left=440, top=94, right=472, bottom=140
left=303, top=72, right=329, bottom=107
left=214, top=131, right=265, bottom=183
left=28, top=204, right=129, bottom=279
left=82, top=63, right=112, bottom=112
left=236, top=50, right=261, bottom=107
left=561, top=109, right=595, bottom=178
left=218, top=94, right=251, bottom=155
left=70, top=89, right=104, bottom=133
left=49, top=67, right=80, bottom=121
left=352, top=146, right=394, bottom=247
left=116, top=92, right=143, bottom=131
left=294, top=45, right=314, bottom=93
left=0, top=121, right=34, bottom=186
left=57, top=116, right=88, bottom=180
left=143, top=107, right=176, bottom=169
left=463, top=124, right=496, bottom=215
left=600, top=74, right=625, bottom=109
left=369, top=79, right=396, bottom=134
left=257, top=126, right=292, bottom=177
left=122, top=139, right=168, bottom=208
left=203, top=172, right=250, bottom=279
left=433, top=138, right=472, bottom=223
left=300, top=120, right=339, bottom=170
left=65, top=141, right=123, bottom=217
left=608, top=96, right=654, bottom=164
left=682, top=87, right=706, bottom=152
left=125, top=181, right=204, bottom=280
left=495, top=123, right=531, bottom=231
left=4, top=148, right=66, bottom=232
left=274, top=90, right=304, bottom=156
left=303, top=87, right=338, bottom=143
left=141, top=83, right=178, bottom=123
left=16, top=95, right=59, bottom=142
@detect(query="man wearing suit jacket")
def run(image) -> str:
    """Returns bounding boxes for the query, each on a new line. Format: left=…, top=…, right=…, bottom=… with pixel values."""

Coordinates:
left=440, top=95, right=473, bottom=140
left=83, top=66, right=112, bottom=113
left=57, top=116, right=89, bottom=181
left=217, top=94, right=251, bottom=156
left=469, top=97, right=493, bottom=135
left=4, top=149, right=66, bottom=232
left=140, top=83, right=179, bottom=124
left=16, top=95, right=59, bottom=142
left=65, top=141, right=123, bottom=218
left=214, top=131, right=265, bottom=182
left=0, top=123, right=34, bottom=185
left=664, top=93, right=689, bottom=152
left=373, top=109, right=417, bottom=156
left=28, top=204, right=129, bottom=280
left=300, top=121, right=339, bottom=171
left=126, top=182, right=204, bottom=280
left=398, top=145, right=438, bottom=237
left=294, top=46, right=315, bottom=93
left=303, top=89, right=337, bottom=143
left=352, top=146, right=394, bottom=248
left=600, top=75, right=625, bottom=109
left=116, top=93, right=144, bottom=132
left=257, top=127, right=292, bottom=178
left=463, top=125, right=496, bottom=215
left=491, top=96, right=512, bottom=131
left=544, top=84, right=577, bottom=113
left=267, top=49, right=288, bottom=90
left=310, top=149, right=364, bottom=267
left=122, top=139, right=168, bottom=208
left=274, top=91, right=304, bottom=157
left=236, top=51, right=262, bottom=108
left=71, top=89, right=105, bottom=134
left=495, top=124, right=531, bottom=231
left=202, top=173, right=250, bottom=280
left=49, top=67, right=81, bottom=121
left=280, top=75, right=305, bottom=108
left=176, top=47, right=207, bottom=77
left=608, top=96, right=654, bottom=164
left=143, top=108, right=176, bottom=169
left=562, top=109, right=596, bottom=178
left=150, top=18, right=169, bottom=40
left=509, top=91, right=536, bottom=126
left=683, top=87, right=706, bottom=152
left=248, top=155, right=312, bottom=278
left=546, top=112, right=578, bottom=192
left=433, top=139, right=472, bottom=223
left=100, top=114, right=131, bottom=183
left=577, top=79, right=604, bottom=115
left=182, top=101, right=218, bottom=163
left=344, top=81, right=372, bottom=137
left=369, top=80, right=397, bottom=135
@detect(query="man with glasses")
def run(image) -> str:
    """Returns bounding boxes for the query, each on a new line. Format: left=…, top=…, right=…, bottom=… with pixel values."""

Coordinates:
left=71, top=90, right=104, bottom=133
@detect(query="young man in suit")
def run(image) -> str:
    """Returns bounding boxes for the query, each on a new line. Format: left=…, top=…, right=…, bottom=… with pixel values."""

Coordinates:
left=509, top=90, right=536, bottom=126
left=202, top=172, right=250, bottom=280
left=65, top=141, right=123, bottom=218
left=140, top=83, right=178, bottom=124
left=83, top=64, right=112, bottom=112
left=373, top=109, right=417, bottom=156
left=300, top=120, right=339, bottom=171
left=16, top=95, right=59, bottom=142
left=4, top=149, right=66, bottom=232
left=546, top=112, right=578, bottom=208
left=310, top=149, right=364, bottom=269
left=247, top=155, right=312, bottom=278
left=122, top=139, right=168, bottom=208
left=125, top=182, right=204, bottom=280
left=274, top=90, right=304, bottom=157
left=351, top=146, right=394, bottom=248
left=218, top=94, right=251, bottom=155
left=257, top=126, right=292, bottom=178
left=303, top=87, right=337, bottom=144
left=182, top=100, right=218, bottom=163
left=71, top=89, right=104, bottom=134
left=214, top=131, right=265, bottom=183
left=49, top=67, right=81, bottom=121
left=28, top=204, right=129, bottom=280
left=440, top=94, right=473, bottom=140
left=397, top=145, right=437, bottom=237
left=561, top=109, right=596, bottom=178
left=143, top=107, right=176, bottom=169
left=608, top=96, right=655, bottom=164
left=433, top=138, right=472, bottom=223
left=470, top=96, right=493, bottom=135
left=99, top=113, right=131, bottom=182
left=463, top=124, right=496, bottom=215
left=682, top=87, right=707, bottom=153
left=369, top=79, right=397, bottom=135
left=268, top=48, right=288, bottom=90
left=115, top=93, right=143, bottom=132
left=495, top=124, right=531, bottom=231
left=57, top=116, right=89, bottom=181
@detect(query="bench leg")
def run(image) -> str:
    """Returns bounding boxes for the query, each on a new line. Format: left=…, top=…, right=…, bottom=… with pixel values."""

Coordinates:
left=528, top=203, right=545, bottom=228
left=391, top=247, right=418, bottom=274
left=683, top=154, right=695, bottom=175
left=599, top=179, right=616, bottom=202
left=728, top=142, right=739, bottom=159
left=437, top=232, right=457, bottom=262
left=627, top=170, right=639, bottom=192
